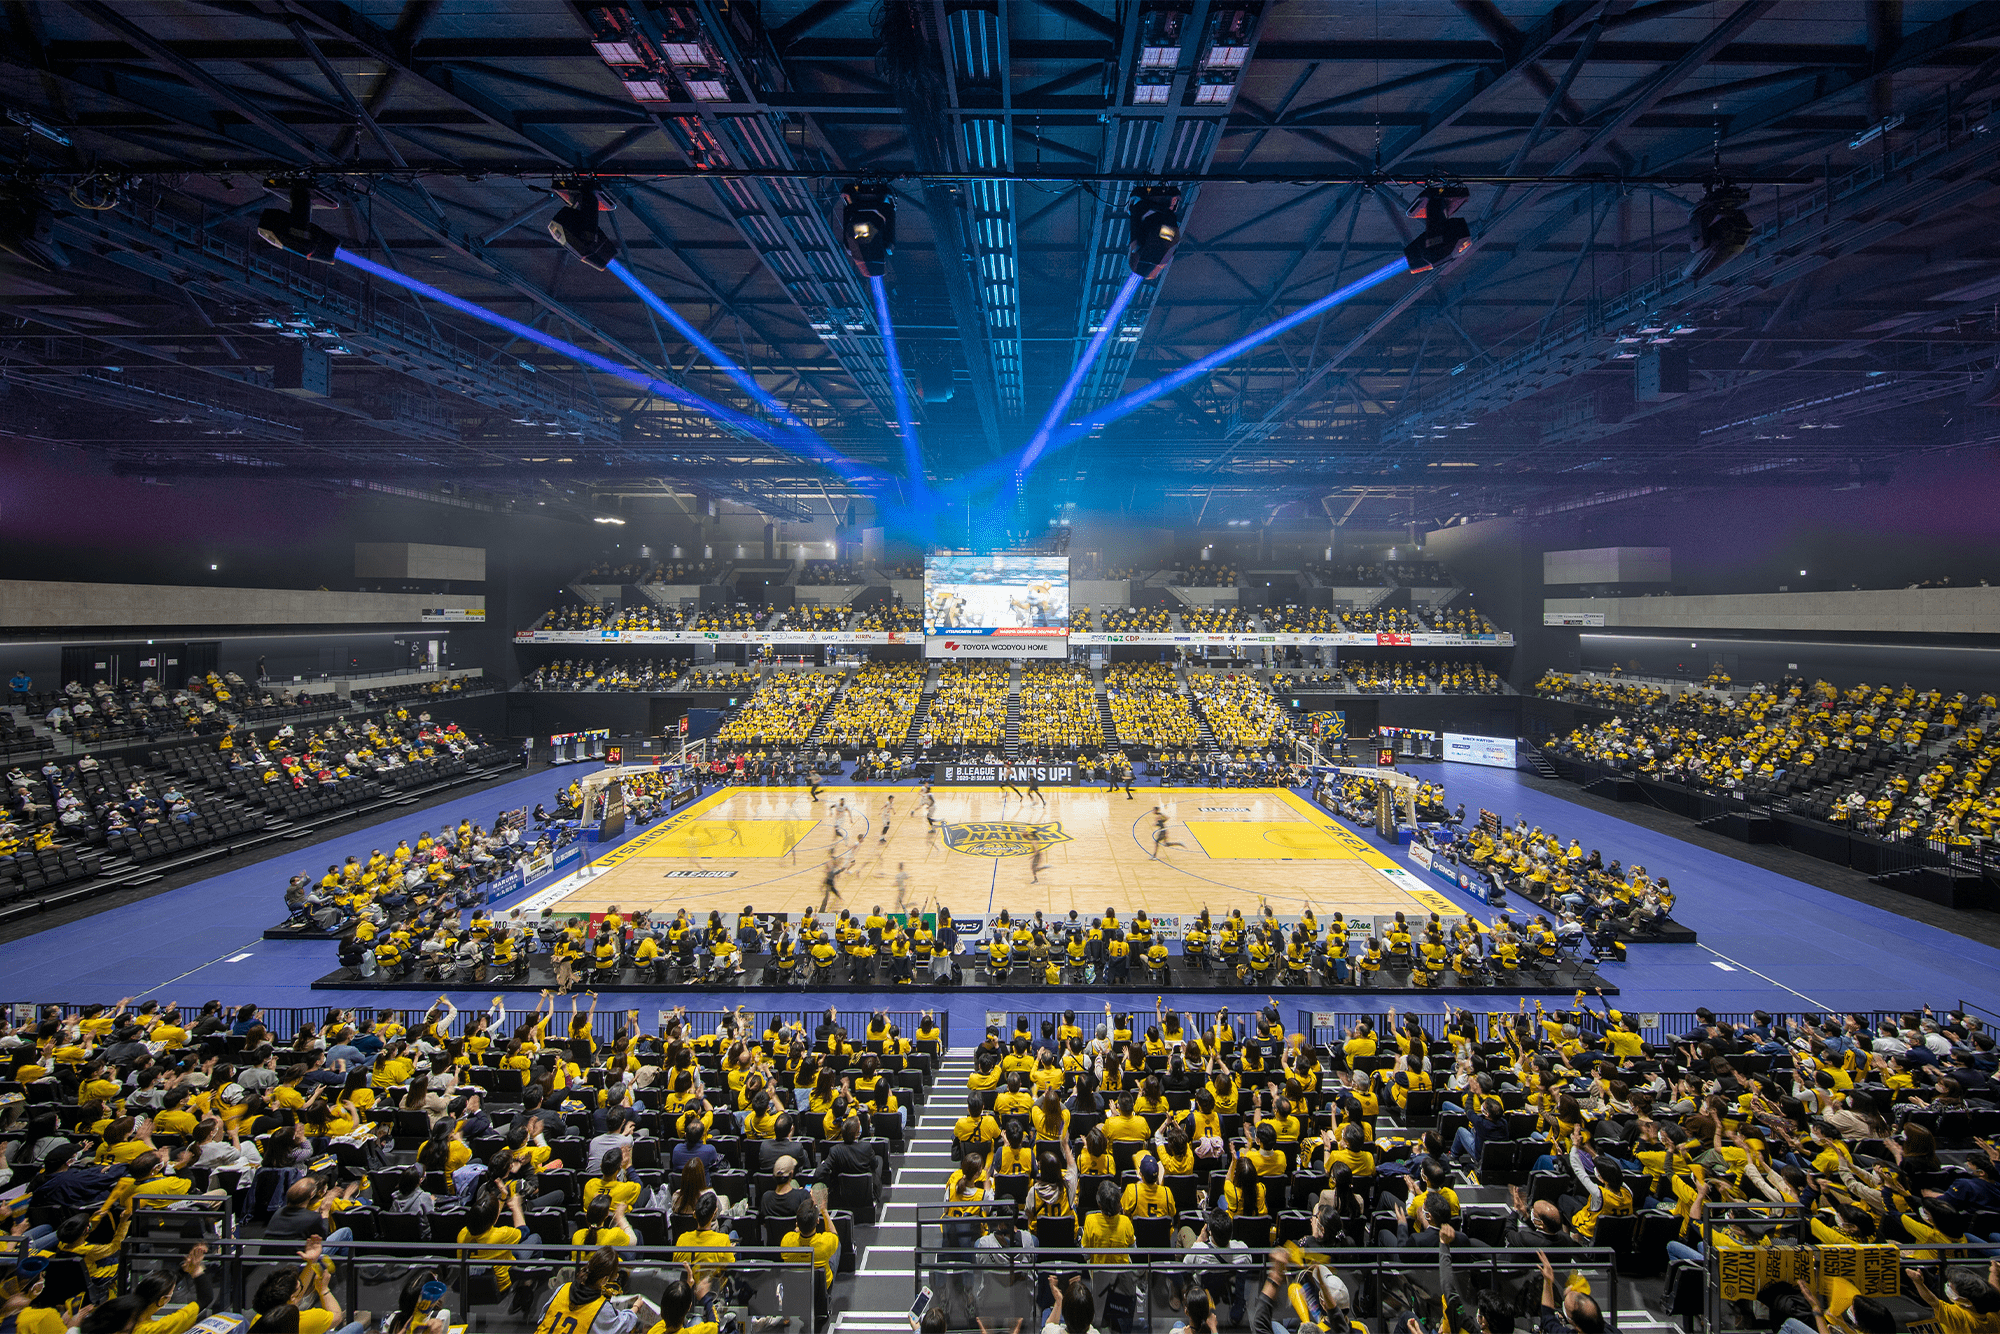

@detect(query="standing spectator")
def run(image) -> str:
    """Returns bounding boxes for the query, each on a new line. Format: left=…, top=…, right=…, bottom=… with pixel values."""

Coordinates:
left=7, top=668, right=30, bottom=704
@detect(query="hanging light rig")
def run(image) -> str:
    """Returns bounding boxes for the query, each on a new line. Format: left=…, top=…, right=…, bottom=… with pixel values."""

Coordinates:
left=1127, top=186, right=1183, bottom=279
left=547, top=183, right=619, bottom=271
left=255, top=181, right=340, bottom=262
left=1402, top=184, right=1471, bottom=274
left=841, top=183, right=895, bottom=278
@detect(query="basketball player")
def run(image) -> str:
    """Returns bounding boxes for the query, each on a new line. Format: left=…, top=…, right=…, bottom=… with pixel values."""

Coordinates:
left=920, top=785, right=937, bottom=826
left=893, top=861, right=910, bottom=911
left=1025, top=772, right=1046, bottom=806
left=1149, top=806, right=1184, bottom=858
left=831, top=797, right=851, bottom=840
left=1029, top=843, right=1047, bottom=884
left=1001, top=769, right=1027, bottom=802
left=809, top=772, right=823, bottom=802
left=879, top=795, right=895, bottom=844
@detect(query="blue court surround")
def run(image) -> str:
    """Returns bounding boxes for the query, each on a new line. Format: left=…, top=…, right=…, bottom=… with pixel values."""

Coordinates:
left=5, top=765, right=1996, bottom=1030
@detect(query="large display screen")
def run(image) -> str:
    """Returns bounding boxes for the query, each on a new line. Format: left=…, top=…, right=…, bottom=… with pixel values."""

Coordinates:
left=923, top=553, right=1068, bottom=658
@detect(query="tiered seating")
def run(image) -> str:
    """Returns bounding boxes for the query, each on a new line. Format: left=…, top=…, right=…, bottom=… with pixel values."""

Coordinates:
left=606, top=604, right=687, bottom=632
left=1068, top=606, right=1095, bottom=631
left=1171, top=562, right=1236, bottom=587
left=1187, top=672, right=1287, bottom=747
left=0, top=999, right=943, bottom=1333
left=856, top=602, right=920, bottom=631
left=577, top=558, right=719, bottom=583
left=1339, top=607, right=1423, bottom=634
left=1304, top=560, right=1384, bottom=584
left=1341, top=660, right=1502, bottom=694
left=1104, top=664, right=1199, bottom=748
left=1101, top=606, right=1170, bottom=632
left=918, top=663, right=1007, bottom=752
left=1017, top=664, right=1103, bottom=751
left=797, top=560, right=864, bottom=585
left=778, top=605, right=849, bottom=631
left=820, top=663, right=925, bottom=750
left=1533, top=671, right=1670, bottom=711
left=1385, top=560, right=1452, bottom=585
left=1270, top=604, right=1336, bottom=632
left=523, top=659, right=681, bottom=691
left=714, top=673, right=839, bottom=747
left=1182, top=606, right=1253, bottom=632
left=1428, top=604, right=1498, bottom=635
left=537, top=603, right=607, bottom=631
left=693, top=605, right=766, bottom=631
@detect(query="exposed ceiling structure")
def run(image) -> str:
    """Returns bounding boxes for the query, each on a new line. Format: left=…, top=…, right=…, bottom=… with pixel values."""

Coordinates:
left=2, top=0, right=1999, bottom=531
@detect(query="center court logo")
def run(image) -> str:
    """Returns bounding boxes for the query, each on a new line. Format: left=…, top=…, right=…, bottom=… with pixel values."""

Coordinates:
left=940, top=821, right=1073, bottom=858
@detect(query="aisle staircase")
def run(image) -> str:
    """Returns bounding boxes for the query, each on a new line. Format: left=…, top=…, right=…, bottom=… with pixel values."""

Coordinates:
left=1003, top=665, right=1022, bottom=759
left=835, top=1047, right=975, bottom=1317
left=899, top=668, right=938, bottom=758
left=1179, top=668, right=1221, bottom=756
left=1093, top=668, right=1119, bottom=744
left=801, top=669, right=851, bottom=749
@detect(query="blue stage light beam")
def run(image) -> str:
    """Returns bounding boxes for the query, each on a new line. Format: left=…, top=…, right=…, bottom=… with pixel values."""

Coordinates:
left=1017, top=271, right=1143, bottom=473
left=1022, top=256, right=1408, bottom=465
left=869, top=275, right=926, bottom=494
left=335, top=246, right=888, bottom=489
left=606, top=258, right=836, bottom=454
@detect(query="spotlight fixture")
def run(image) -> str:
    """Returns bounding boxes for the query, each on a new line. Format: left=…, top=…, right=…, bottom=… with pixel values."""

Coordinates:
left=841, top=184, right=894, bottom=278
left=1402, top=185, right=1471, bottom=274
left=1682, top=183, right=1752, bottom=282
left=547, top=184, right=618, bottom=271
left=1127, top=187, right=1183, bottom=279
left=255, top=182, right=339, bottom=263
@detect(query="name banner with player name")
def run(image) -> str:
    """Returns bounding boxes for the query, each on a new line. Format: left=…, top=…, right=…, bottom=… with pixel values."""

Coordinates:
left=513, top=628, right=1513, bottom=647
left=933, top=762, right=1078, bottom=785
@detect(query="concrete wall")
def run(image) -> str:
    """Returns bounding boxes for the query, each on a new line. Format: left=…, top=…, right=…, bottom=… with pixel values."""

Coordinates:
left=292, top=667, right=486, bottom=698
left=1544, top=546, right=1672, bottom=585
left=796, top=585, right=864, bottom=606
left=1169, top=586, right=1240, bottom=607
left=0, top=581, right=483, bottom=630
left=1542, top=586, right=2000, bottom=634
left=354, top=542, right=486, bottom=582
left=1072, top=580, right=1131, bottom=606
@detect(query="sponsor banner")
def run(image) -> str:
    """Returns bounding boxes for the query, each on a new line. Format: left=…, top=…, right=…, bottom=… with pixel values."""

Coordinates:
left=1375, top=632, right=1412, bottom=646
left=934, top=762, right=1077, bottom=785
left=1543, top=611, right=1606, bottom=626
left=663, top=869, right=737, bottom=878
left=422, top=607, right=484, bottom=622
left=668, top=774, right=700, bottom=809
left=1408, top=842, right=1434, bottom=871
left=926, top=634, right=1067, bottom=659
left=926, top=626, right=1066, bottom=638
left=1443, top=732, right=1517, bottom=768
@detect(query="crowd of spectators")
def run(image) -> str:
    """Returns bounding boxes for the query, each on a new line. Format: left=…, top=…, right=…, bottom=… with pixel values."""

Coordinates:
left=537, top=605, right=607, bottom=632
left=34, top=673, right=329, bottom=746
left=919, top=664, right=1007, bottom=754
left=1269, top=605, right=1336, bottom=633
left=1189, top=673, right=1289, bottom=748
left=714, top=673, right=838, bottom=748
left=1533, top=672, right=1670, bottom=712
left=1430, top=606, right=1498, bottom=635
left=778, top=606, right=849, bottom=632
left=521, top=660, right=682, bottom=692
left=1101, top=606, right=1172, bottom=632
left=819, top=663, right=924, bottom=751
left=1104, top=664, right=1200, bottom=749
left=1339, top=607, right=1423, bottom=635
left=1183, top=607, right=1254, bottom=633
left=1334, top=661, right=1502, bottom=695
left=856, top=603, right=921, bottom=633
left=1017, top=664, right=1103, bottom=752
left=1385, top=560, right=1452, bottom=586
left=692, top=605, right=768, bottom=632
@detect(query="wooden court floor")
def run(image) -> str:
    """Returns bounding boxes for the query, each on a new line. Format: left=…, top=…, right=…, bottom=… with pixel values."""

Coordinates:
left=546, top=786, right=1459, bottom=924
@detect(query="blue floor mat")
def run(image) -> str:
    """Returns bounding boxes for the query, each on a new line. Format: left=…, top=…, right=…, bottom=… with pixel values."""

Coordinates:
left=7, top=767, right=1995, bottom=1027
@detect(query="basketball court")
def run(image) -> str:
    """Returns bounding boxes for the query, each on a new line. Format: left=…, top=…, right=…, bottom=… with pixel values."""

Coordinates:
left=524, top=786, right=1464, bottom=925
